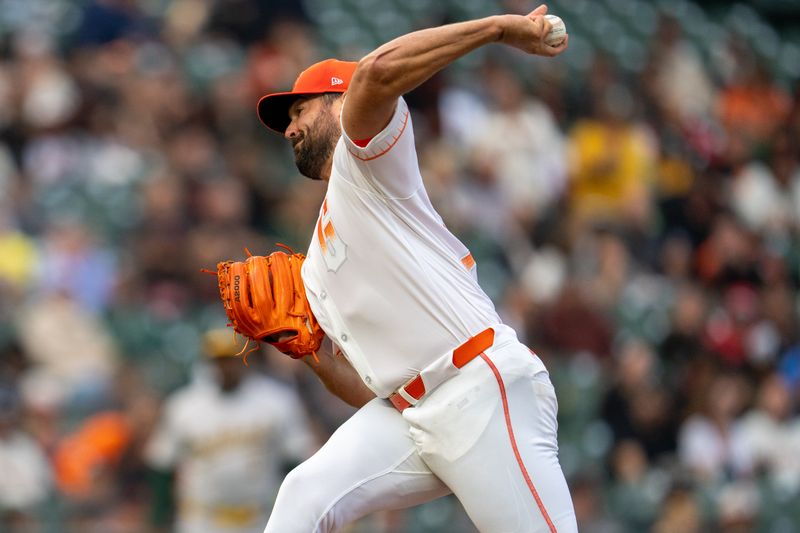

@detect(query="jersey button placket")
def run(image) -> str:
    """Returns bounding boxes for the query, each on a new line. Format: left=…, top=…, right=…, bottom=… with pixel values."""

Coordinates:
left=340, top=333, right=348, bottom=342
left=320, top=290, right=327, bottom=300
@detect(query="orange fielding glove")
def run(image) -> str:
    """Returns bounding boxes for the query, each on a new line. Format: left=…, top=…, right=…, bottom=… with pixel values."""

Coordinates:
left=210, top=248, right=324, bottom=359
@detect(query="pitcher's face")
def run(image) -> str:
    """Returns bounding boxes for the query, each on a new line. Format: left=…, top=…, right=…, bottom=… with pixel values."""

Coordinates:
left=285, top=96, right=342, bottom=180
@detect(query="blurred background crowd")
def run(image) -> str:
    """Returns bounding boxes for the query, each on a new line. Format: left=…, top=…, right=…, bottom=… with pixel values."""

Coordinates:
left=0, top=0, right=798, bottom=531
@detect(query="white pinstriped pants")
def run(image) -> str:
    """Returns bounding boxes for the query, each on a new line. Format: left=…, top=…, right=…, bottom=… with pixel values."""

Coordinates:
left=264, top=326, right=577, bottom=532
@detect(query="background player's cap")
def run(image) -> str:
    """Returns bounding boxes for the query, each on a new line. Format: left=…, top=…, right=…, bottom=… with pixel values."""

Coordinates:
left=203, top=329, right=246, bottom=358
left=257, top=58, right=358, bottom=134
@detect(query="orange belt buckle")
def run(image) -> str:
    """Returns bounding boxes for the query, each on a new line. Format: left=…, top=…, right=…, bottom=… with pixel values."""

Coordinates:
left=389, top=374, right=425, bottom=412
left=388, top=327, right=495, bottom=412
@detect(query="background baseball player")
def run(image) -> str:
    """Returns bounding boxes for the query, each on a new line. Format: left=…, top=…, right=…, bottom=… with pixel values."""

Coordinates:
left=144, top=329, right=315, bottom=533
left=230, top=5, right=578, bottom=532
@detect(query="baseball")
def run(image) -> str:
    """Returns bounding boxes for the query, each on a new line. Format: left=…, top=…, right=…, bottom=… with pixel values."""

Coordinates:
left=544, top=14, right=567, bottom=46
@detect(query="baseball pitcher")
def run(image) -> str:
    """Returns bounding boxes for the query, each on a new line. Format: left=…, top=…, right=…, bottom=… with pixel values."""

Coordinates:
left=210, top=5, right=577, bottom=532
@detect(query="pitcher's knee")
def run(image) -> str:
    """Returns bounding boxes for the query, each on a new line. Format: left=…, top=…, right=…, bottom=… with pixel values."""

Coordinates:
left=265, top=463, right=329, bottom=532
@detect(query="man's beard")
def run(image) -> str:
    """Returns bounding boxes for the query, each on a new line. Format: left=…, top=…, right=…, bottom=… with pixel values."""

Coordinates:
left=292, top=110, right=340, bottom=180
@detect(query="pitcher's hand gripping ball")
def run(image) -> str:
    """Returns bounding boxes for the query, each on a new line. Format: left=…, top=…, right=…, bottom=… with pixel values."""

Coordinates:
left=210, top=248, right=324, bottom=359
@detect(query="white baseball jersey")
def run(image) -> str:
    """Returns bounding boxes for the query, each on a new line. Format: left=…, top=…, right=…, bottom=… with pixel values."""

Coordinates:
left=145, top=372, right=315, bottom=533
left=0, top=431, right=51, bottom=511
left=302, top=96, right=501, bottom=398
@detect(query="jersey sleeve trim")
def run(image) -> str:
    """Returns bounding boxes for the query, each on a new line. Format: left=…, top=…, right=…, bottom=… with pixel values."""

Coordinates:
left=460, top=252, right=476, bottom=271
left=346, top=109, right=409, bottom=161
left=340, top=97, right=410, bottom=162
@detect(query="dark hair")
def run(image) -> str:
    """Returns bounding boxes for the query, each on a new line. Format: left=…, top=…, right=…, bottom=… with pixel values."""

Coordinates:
left=322, top=93, right=343, bottom=106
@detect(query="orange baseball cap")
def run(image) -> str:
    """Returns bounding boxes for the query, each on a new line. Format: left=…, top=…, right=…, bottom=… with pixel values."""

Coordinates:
left=257, top=58, right=358, bottom=134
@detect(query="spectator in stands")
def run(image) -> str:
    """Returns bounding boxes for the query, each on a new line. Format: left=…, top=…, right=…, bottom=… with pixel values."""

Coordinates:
left=569, top=474, right=621, bottom=533
left=648, top=15, right=716, bottom=126
left=606, top=439, right=666, bottom=530
left=718, top=63, right=792, bottom=152
left=36, top=221, right=117, bottom=314
left=601, top=339, right=678, bottom=460
left=567, top=83, right=657, bottom=235
left=714, top=481, right=761, bottom=533
left=678, top=372, right=753, bottom=483
left=652, top=484, right=704, bottom=533
left=729, top=130, right=800, bottom=235
left=739, top=372, right=800, bottom=496
left=0, top=385, right=51, bottom=528
left=468, top=62, right=567, bottom=228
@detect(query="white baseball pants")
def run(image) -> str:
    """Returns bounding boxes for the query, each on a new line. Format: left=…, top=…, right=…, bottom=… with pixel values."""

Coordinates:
left=264, top=326, right=577, bottom=532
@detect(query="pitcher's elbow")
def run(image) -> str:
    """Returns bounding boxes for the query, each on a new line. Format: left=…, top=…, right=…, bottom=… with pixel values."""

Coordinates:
left=354, top=52, right=396, bottom=96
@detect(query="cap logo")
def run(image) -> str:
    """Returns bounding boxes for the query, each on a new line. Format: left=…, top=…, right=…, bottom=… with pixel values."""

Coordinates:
left=331, top=77, right=344, bottom=86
